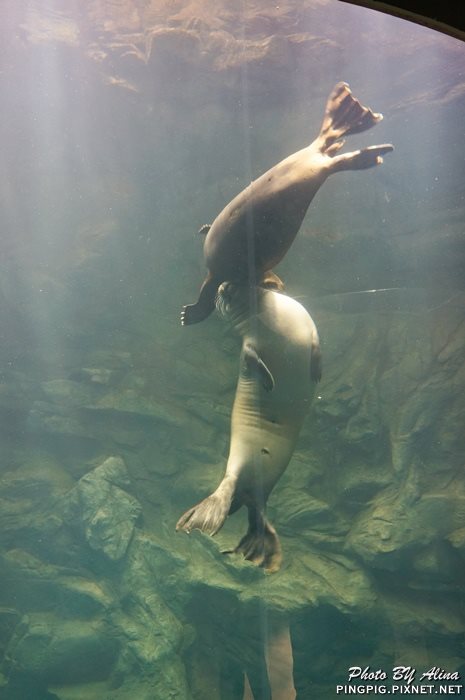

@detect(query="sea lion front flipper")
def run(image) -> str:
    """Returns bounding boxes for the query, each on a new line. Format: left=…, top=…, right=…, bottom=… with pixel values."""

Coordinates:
left=233, top=507, right=282, bottom=573
left=243, top=343, right=275, bottom=392
left=181, top=273, right=218, bottom=326
left=261, top=270, right=285, bottom=291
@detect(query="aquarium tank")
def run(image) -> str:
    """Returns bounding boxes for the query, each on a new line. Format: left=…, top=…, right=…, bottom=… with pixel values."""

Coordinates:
left=0, top=1, right=464, bottom=699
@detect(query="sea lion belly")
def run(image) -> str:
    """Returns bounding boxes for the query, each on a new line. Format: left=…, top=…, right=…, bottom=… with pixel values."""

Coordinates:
left=227, top=293, right=316, bottom=503
left=203, top=149, right=321, bottom=277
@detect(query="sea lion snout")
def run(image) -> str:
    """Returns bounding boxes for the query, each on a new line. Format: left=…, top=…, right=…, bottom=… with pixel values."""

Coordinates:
left=217, top=282, right=272, bottom=321
left=217, top=281, right=233, bottom=298
left=216, top=281, right=240, bottom=317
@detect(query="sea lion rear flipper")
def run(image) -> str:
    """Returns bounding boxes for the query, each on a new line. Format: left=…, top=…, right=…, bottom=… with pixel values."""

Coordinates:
left=331, top=143, right=394, bottom=172
left=176, top=476, right=235, bottom=536
left=317, top=83, right=394, bottom=170
left=318, top=82, right=385, bottom=154
left=181, top=273, right=218, bottom=326
left=243, top=343, right=275, bottom=391
left=233, top=507, right=282, bottom=573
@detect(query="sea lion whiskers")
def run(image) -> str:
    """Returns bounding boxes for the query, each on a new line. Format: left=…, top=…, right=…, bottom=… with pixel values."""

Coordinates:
left=216, top=283, right=271, bottom=339
left=214, top=287, right=228, bottom=317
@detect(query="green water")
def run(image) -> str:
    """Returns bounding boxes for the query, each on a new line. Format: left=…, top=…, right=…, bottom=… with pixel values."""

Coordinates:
left=0, top=1, right=464, bottom=698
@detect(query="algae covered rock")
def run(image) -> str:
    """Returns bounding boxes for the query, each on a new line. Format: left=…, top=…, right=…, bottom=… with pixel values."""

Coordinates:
left=346, top=467, right=465, bottom=574
left=3, top=613, right=118, bottom=684
left=63, top=457, right=142, bottom=561
left=0, top=549, right=114, bottom=617
left=109, top=532, right=191, bottom=697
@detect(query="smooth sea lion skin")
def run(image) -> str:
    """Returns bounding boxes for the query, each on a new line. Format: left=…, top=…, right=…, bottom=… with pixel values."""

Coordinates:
left=176, top=282, right=321, bottom=572
left=181, top=82, right=393, bottom=326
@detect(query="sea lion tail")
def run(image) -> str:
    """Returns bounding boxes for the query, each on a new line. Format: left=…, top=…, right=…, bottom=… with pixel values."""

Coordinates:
left=175, top=477, right=235, bottom=536
left=318, top=82, right=385, bottom=156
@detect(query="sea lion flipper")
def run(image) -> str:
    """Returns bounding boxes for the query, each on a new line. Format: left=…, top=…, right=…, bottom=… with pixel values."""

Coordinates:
left=243, top=343, right=275, bottom=391
left=234, top=508, right=282, bottom=573
left=331, top=143, right=394, bottom=172
left=319, top=82, right=385, bottom=153
left=176, top=476, right=235, bottom=536
left=181, top=274, right=218, bottom=325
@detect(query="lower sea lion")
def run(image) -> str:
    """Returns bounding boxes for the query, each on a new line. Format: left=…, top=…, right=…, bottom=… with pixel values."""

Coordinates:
left=181, top=81, right=393, bottom=325
left=176, top=282, right=321, bottom=572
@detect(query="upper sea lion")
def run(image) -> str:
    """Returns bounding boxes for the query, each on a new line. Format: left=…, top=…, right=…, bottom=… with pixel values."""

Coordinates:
left=181, top=82, right=393, bottom=326
left=176, top=281, right=321, bottom=573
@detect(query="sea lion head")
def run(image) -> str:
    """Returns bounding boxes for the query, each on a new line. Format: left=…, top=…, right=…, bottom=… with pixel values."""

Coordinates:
left=216, top=281, right=245, bottom=319
left=216, top=281, right=268, bottom=327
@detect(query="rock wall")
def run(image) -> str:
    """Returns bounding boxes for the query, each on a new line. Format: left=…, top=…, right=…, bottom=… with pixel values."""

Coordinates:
left=0, top=1, right=464, bottom=698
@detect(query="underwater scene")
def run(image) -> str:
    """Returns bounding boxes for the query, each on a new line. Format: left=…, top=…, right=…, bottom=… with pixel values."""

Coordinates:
left=1, top=1, right=465, bottom=698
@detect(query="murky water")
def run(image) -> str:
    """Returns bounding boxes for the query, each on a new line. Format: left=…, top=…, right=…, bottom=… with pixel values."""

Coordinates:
left=1, top=2, right=464, bottom=699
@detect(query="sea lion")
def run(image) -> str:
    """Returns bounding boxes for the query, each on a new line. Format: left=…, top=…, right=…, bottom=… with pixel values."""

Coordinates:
left=181, top=81, right=393, bottom=326
left=176, top=282, right=321, bottom=572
